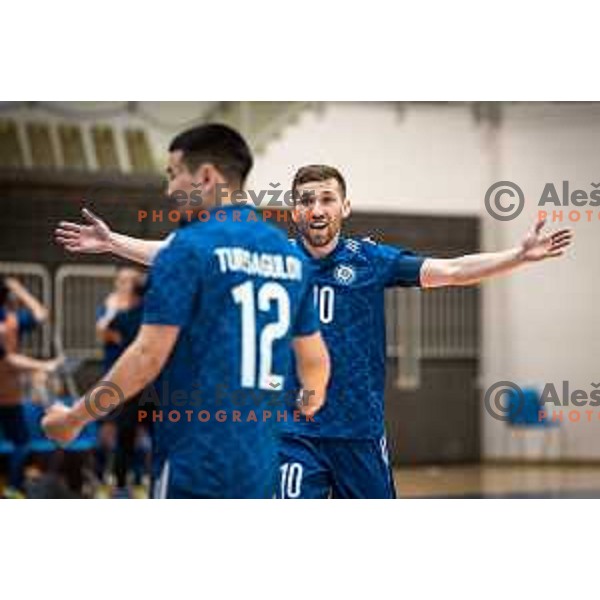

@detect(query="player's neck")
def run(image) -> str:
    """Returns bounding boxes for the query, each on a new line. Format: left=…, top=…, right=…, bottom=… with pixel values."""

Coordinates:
left=302, top=234, right=340, bottom=259
left=196, top=186, right=240, bottom=211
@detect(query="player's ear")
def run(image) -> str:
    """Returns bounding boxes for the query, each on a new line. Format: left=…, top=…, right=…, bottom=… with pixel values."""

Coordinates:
left=188, top=163, right=217, bottom=202
left=197, top=164, right=215, bottom=193
left=341, top=197, right=351, bottom=219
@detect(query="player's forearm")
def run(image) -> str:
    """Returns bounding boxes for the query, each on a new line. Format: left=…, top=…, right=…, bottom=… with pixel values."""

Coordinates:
left=451, top=247, right=524, bottom=284
left=7, top=280, right=49, bottom=322
left=5, top=353, right=53, bottom=373
left=108, top=232, right=165, bottom=266
left=69, top=340, right=163, bottom=425
left=423, top=247, right=524, bottom=287
left=296, top=354, right=330, bottom=417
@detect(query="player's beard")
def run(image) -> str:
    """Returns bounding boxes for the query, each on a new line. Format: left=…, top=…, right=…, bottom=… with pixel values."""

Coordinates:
left=300, top=218, right=340, bottom=248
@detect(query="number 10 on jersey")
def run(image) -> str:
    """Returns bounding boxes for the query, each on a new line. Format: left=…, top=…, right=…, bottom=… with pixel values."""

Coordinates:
left=314, top=285, right=335, bottom=324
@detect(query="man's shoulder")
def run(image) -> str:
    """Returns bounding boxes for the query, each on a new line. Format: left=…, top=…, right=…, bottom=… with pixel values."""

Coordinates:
left=342, top=236, right=419, bottom=261
left=159, top=224, right=209, bottom=255
left=149, top=228, right=207, bottom=281
left=340, top=236, right=383, bottom=261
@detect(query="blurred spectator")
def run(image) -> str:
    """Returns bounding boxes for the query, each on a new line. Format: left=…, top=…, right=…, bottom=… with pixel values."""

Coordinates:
left=0, top=276, right=50, bottom=495
left=95, top=267, right=149, bottom=495
left=96, top=267, right=144, bottom=372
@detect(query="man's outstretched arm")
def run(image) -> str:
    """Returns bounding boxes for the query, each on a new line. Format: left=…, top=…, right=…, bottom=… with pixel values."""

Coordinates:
left=420, top=218, right=574, bottom=288
left=4, top=353, right=63, bottom=374
left=55, top=208, right=167, bottom=266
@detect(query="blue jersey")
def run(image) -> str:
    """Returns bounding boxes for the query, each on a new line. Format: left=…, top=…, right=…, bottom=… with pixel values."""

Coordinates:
left=95, top=304, right=143, bottom=371
left=111, top=304, right=144, bottom=348
left=142, top=206, right=319, bottom=498
left=282, top=237, right=425, bottom=440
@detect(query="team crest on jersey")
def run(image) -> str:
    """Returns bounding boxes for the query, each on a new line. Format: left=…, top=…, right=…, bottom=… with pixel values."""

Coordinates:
left=334, top=264, right=356, bottom=285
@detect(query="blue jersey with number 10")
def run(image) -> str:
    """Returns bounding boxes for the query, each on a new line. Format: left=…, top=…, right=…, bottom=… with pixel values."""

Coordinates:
left=282, top=237, right=425, bottom=440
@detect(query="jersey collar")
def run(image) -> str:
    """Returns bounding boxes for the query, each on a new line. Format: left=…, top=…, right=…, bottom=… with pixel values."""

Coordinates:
left=296, top=235, right=346, bottom=264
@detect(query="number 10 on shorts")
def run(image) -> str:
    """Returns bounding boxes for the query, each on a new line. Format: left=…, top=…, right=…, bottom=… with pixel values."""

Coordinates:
left=280, top=462, right=303, bottom=498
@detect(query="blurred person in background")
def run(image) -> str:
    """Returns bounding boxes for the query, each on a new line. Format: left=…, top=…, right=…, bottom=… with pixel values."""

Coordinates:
left=96, top=268, right=145, bottom=372
left=95, top=267, right=149, bottom=496
left=0, top=276, right=51, bottom=496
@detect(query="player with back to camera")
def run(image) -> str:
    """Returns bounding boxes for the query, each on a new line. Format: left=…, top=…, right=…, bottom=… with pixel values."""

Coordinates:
left=43, top=124, right=330, bottom=499
left=54, top=162, right=573, bottom=499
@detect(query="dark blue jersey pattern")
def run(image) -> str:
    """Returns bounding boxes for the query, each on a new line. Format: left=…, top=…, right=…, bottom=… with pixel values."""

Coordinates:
left=142, top=206, right=319, bottom=498
left=282, top=237, right=426, bottom=440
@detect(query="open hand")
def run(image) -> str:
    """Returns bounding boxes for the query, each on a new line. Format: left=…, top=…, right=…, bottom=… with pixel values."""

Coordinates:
left=518, top=218, right=574, bottom=261
left=55, top=208, right=112, bottom=254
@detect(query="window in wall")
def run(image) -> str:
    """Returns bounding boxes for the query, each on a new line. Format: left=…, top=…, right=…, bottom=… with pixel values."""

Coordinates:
left=125, top=128, right=154, bottom=173
left=58, top=124, right=88, bottom=170
left=26, top=122, right=56, bottom=168
left=92, top=125, right=120, bottom=171
left=0, top=119, right=24, bottom=167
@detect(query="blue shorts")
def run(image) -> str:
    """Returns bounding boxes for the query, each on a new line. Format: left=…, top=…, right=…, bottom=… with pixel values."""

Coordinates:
left=277, top=434, right=396, bottom=499
left=150, top=456, right=278, bottom=499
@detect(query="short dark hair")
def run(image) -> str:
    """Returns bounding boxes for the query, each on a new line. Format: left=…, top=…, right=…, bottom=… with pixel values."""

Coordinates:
left=292, top=164, right=347, bottom=199
left=169, top=124, right=253, bottom=187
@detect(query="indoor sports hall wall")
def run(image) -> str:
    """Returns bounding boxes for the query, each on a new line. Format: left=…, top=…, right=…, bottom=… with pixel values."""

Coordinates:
left=482, top=103, right=600, bottom=460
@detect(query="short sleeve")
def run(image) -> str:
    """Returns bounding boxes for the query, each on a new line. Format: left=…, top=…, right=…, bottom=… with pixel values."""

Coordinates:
left=143, top=235, right=203, bottom=327
left=292, top=280, right=319, bottom=337
left=374, top=243, right=427, bottom=288
left=95, top=304, right=110, bottom=323
left=17, top=309, right=37, bottom=334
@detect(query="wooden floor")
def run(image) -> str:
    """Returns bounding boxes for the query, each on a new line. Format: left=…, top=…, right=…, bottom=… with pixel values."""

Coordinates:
left=97, top=465, right=600, bottom=498
left=9, top=463, right=600, bottom=498
left=393, top=464, right=600, bottom=498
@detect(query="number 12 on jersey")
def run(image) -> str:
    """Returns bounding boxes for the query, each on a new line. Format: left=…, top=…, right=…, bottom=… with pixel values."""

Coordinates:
left=232, top=281, right=291, bottom=390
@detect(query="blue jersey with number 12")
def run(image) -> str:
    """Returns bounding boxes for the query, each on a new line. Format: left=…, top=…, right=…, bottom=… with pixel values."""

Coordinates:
left=143, top=206, right=319, bottom=498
